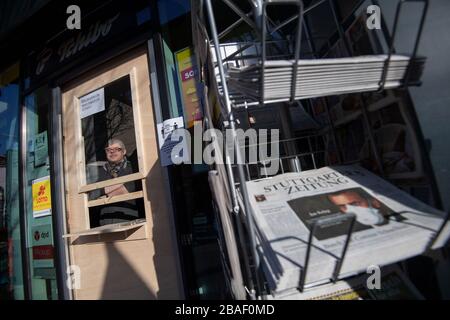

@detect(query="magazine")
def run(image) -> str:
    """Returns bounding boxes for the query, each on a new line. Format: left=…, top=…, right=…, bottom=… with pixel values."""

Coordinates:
left=246, top=165, right=450, bottom=293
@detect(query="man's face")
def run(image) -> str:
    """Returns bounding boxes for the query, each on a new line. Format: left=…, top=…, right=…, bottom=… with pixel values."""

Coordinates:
left=328, top=192, right=371, bottom=213
left=105, top=143, right=125, bottom=163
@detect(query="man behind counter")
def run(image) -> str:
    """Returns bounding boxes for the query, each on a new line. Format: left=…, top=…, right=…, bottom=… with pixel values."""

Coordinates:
left=90, top=139, right=142, bottom=226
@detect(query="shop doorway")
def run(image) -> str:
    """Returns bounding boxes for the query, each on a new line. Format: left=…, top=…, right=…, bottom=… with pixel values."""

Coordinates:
left=60, top=46, right=182, bottom=299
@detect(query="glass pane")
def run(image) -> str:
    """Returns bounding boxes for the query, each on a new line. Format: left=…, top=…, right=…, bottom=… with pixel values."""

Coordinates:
left=81, top=75, right=139, bottom=185
left=0, top=63, right=24, bottom=300
left=157, top=0, right=190, bottom=25
left=158, top=1, right=230, bottom=299
left=24, top=86, right=58, bottom=300
left=158, top=0, right=205, bottom=127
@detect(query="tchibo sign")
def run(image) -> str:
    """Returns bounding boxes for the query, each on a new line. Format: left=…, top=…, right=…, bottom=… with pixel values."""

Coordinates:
left=35, top=13, right=120, bottom=76
left=58, top=14, right=120, bottom=64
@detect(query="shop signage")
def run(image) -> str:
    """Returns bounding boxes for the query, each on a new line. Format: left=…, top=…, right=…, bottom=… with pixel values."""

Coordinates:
left=32, top=224, right=53, bottom=247
left=32, top=246, right=54, bottom=261
left=58, top=14, right=119, bottom=64
left=31, top=224, right=54, bottom=269
left=175, top=47, right=203, bottom=129
left=32, top=176, right=52, bottom=218
left=157, top=116, right=189, bottom=167
left=28, top=2, right=149, bottom=84
left=35, top=14, right=120, bottom=77
left=79, top=87, right=105, bottom=119
left=34, top=131, right=48, bottom=167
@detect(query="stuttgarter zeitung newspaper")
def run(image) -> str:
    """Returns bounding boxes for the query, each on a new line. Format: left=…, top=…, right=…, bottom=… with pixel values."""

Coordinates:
left=246, top=165, right=450, bottom=293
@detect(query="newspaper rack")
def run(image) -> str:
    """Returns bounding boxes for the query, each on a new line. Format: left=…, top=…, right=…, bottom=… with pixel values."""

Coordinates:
left=192, top=0, right=446, bottom=299
left=300, top=213, right=356, bottom=290
left=197, top=0, right=428, bottom=108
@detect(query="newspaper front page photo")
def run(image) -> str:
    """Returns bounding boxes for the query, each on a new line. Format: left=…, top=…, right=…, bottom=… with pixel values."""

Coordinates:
left=245, top=165, right=450, bottom=294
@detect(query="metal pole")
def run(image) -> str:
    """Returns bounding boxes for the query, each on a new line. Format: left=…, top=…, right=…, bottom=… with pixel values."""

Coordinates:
left=279, top=103, right=302, bottom=172
left=18, top=83, right=32, bottom=300
left=332, top=215, right=356, bottom=282
left=253, top=0, right=263, bottom=30
left=303, top=18, right=343, bottom=164
left=205, top=0, right=262, bottom=299
left=50, top=87, right=72, bottom=300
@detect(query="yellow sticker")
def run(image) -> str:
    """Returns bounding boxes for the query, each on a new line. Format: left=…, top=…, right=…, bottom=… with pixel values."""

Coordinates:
left=32, top=176, right=52, bottom=218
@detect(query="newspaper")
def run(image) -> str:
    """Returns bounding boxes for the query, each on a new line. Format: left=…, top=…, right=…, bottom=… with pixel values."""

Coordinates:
left=267, top=265, right=424, bottom=300
left=246, top=165, right=450, bottom=293
left=227, top=55, right=425, bottom=102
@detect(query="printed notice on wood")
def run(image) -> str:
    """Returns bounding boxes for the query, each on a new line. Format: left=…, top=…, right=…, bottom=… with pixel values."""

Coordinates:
left=80, top=87, right=105, bottom=119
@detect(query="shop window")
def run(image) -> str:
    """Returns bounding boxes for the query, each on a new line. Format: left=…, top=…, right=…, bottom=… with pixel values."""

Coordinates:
left=61, top=49, right=183, bottom=299
left=0, top=63, right=24, bottom=300
left=157, top=1, right=230, bottom=299
left=61, top=50, right=157, bottom=234
left=81, top=75, right=139, bottom=185
left=24, top=85, right=58, bottom=300
left=78, top=75, right=146, bottom=228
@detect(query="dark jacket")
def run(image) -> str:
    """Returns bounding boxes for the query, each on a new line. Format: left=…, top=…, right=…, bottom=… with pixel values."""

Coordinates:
left=89, top=160, right=143, bottom=226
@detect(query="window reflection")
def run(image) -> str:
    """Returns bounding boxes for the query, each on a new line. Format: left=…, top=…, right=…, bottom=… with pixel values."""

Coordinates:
left=24, top=85, right=58, bottom=300
left=81, top=76, right=144, bottom=228
left=81, top=75, right=139, bottom=185
left=0, top=63, right=24, bottom=300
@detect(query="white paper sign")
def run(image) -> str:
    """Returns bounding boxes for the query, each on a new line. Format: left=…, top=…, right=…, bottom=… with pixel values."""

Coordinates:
left=80, top=87, right=105, bottom=119
left=157, top=116, right=189, bottom=166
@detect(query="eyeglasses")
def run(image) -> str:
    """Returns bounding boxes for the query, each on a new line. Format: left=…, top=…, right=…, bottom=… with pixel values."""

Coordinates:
left=105, top=147, right=123, bottom=153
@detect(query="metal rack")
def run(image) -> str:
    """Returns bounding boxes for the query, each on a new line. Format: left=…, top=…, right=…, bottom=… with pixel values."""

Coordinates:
left=192, top=0, right=447, bottom=300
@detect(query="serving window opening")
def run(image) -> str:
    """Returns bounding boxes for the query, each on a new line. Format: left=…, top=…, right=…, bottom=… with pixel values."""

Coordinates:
left=79, top=75, right=144, bottom=227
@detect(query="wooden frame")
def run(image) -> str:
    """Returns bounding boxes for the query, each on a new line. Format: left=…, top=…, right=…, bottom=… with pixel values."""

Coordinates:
left=60, top=46, right=183, bottom=299
left=62, top=219, right=147, bottom=238
left=62, top=46, right=156, bottom=233
left=87, top=190, right=144, bottom=207
left=79, top=172, right=144, bottom=193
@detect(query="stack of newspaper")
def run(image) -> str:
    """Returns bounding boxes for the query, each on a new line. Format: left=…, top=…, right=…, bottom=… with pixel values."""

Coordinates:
left=227, top=55, right=425, bottom=103
left=267, top=265, right=424, bottom=300
left=246, top=165, right=449, bottom=294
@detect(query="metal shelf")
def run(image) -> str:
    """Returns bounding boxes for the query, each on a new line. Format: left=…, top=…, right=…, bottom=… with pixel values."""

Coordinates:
left=191, top=0, right=444, bottom=300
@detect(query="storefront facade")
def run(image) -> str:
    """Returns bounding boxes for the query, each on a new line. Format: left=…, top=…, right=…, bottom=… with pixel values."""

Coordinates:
left=2, top=0, right=447, bottom=301
left=0, top=0, right=229, bottom=300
